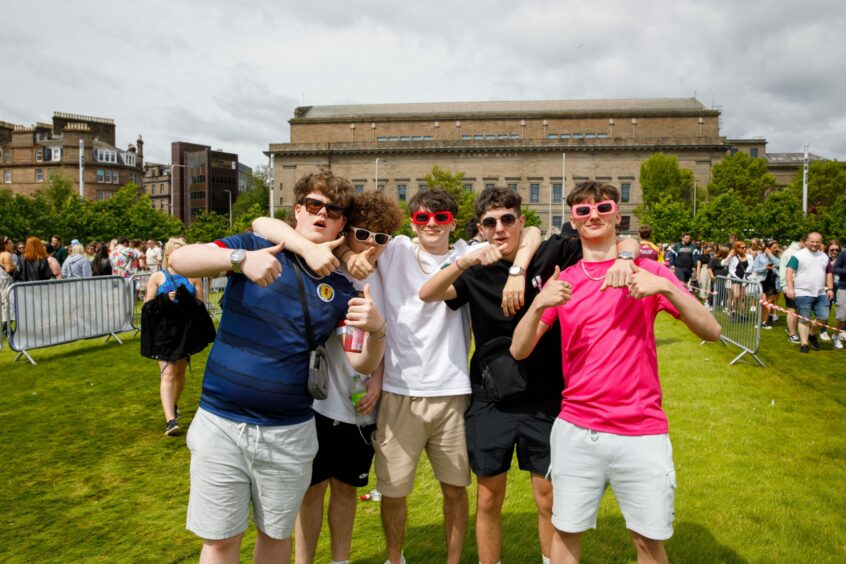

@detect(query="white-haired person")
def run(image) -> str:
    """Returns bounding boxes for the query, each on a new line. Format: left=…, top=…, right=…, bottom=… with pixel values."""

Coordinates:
left=144, top=238, right=204, bottom=436
left=61, top=243, right=93, bottom=279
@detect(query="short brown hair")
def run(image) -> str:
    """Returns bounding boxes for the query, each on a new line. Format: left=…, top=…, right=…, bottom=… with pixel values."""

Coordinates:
left=639, top=225, right=653, bottom=240
left=408, top=188, right=458, bottom=215
left=293, top=170, right=354, bottom=213
left=475, top=187, right=521, bottom=219
left=347, top=192, right=404, bottom=235
left=566, top=181, right=620, bottom=206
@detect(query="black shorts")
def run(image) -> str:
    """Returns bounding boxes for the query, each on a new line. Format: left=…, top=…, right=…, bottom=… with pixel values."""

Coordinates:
left=785, top=296, right=796, bottom=309
left=465, top=398, right=555, bottom=477
left=674, top=267, right=693, bottom=283
left=311, top=411, right=376, bottom=488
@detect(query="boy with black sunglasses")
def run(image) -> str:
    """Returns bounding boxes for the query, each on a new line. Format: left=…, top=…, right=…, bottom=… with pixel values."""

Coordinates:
left=419, top=186, right=638, bottom=564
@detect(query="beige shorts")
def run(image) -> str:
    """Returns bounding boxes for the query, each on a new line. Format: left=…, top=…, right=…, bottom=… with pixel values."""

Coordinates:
left=373, top=391, right=471, bottom=497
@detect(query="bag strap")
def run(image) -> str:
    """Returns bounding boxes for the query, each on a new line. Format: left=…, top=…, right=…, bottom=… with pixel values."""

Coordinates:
left=291, top=256, right=316, bottom=350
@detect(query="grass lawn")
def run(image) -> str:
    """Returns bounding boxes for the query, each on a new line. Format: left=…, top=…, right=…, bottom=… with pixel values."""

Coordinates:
left=0, top=310, right=844, bottom=563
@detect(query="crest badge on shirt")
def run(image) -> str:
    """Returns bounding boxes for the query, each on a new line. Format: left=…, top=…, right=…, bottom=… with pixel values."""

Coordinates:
left=317, top=283, right=335, bottom=303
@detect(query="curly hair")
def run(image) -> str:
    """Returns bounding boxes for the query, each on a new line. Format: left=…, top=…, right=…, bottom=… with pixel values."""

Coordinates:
left=293, top=170, right=354, bottom=212
left=566, top=181, right=620, bottom=206
left=408, top=188, right=458, bottom=215
left=347, top=192, right=404, bottom=235
left=474, top=186, right=521, bottom=219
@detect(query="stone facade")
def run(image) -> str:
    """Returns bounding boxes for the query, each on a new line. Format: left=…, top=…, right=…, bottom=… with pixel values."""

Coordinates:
left=0, top=112, right=143, bottom=199
left=268, top=98, right=736, bottom=234
left=142, top=162, right=172, bottom=214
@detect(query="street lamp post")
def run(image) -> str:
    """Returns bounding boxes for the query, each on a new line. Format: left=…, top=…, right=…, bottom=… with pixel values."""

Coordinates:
left=169, top=163, right=187, bottom=218
left=224, top=189, right=232, bottom=228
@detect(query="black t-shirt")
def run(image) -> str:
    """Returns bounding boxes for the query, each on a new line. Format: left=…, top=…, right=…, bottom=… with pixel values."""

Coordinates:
left=709, top=257, right=728, bottom=277
left=446, top=234, right=582, bottom=415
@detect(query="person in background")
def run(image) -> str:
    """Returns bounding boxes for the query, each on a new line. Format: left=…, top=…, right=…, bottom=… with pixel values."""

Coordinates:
left=638, top=225, right=663, bottom=263
left=85, top=242, right=97, bottom=263
left=92, top=245, right=113, bottom=276
left=0, top=237, right=16, bottom=334
left=818, top=240, right=841, bottom=342
left=780, top=235, right=806, bottom=344
left=832, top=246, right=846, bottom=350
left=670, top=233, right=697, bottom=287
left=695, top=243, right=713, bottom=304
left=110, top=237, right=141, bottom=278
left=754, top=240, right=781, bottom=328
left=51, top=235, right=67, bottom=266
left=146, top=240, right=163, bottom=272
left=15, top=237, right=53, bottom=282
left=786, top=232, right=834, bottom=353
left=13, top=241, right=24, bottom=268
left=707, top=245, right=730, bottom=311
left=45, top=244, right=62, bottom=279
left=61, top=243, right=93, bottom=279
left=144, top=237, right=205, bottom=436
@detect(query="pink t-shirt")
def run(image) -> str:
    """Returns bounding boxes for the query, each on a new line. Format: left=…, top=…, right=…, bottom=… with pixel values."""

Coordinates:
left=540, top=258, right=686, bottom=435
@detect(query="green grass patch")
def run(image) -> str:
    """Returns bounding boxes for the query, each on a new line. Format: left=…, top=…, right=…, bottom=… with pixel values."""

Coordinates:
left=0, top=312, right=844, bottom=562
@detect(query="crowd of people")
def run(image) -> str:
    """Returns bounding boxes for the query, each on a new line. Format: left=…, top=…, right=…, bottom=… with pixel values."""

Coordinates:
left=638, top=228, right=844, bottom=352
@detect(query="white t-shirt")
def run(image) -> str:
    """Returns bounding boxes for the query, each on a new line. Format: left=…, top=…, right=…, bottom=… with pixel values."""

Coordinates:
left=790, top=248, right=829, bottom=297
left=146, top=246, right=162, bottom=272
left=313, top=268, right=384, bottom=425
left=377, top=235, right=471, bottom=397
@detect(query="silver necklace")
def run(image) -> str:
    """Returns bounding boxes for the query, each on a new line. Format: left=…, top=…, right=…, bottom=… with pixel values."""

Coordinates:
left=580, top=260, right=607, bottom=281
left=415, top=246, right=433, bottom=275
left=295, top=254, right=324, bottom=280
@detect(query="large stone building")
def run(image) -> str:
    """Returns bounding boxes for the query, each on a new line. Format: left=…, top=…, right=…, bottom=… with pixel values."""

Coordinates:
left=0, top=112, right=143, bottom=199
left=171, top=142, right=239, bottom=226
left=142, top=162, right=172, bottom=214
left=267, top=98, right=757, bottom=233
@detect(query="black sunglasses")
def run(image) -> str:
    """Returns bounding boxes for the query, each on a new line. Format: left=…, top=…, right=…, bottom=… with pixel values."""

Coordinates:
left=480, top=213, right=518, bottom=229
left=300, top=197, right=345, bottom=220
left=351, top=226, right=391, bottom=246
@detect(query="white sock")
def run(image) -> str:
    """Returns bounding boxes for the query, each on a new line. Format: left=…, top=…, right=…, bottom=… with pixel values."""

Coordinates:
left=542, top=555, right=551, bottom=564
left=331, top=561, right=350, bottom=564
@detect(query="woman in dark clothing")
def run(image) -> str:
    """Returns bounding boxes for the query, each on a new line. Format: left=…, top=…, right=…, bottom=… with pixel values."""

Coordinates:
left=14, top=237, right=53, bottom=282
left=91, top=244, right=113, bottom=276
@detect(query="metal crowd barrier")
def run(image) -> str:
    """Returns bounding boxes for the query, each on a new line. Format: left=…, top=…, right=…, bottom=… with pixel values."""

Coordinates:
left=709, top=275, right=765, bottom=367
left=203, top=275, right=228, bottom=320
left=5, top=276, right=134, bottom=365
left=130, top=272, right=151, bottom=334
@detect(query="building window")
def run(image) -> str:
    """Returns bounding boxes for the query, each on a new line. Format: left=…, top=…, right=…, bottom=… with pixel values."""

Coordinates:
left=96, top=190, right=108, bottom=200
left=560, top=133, right=570, bottom=139
left=125, top=153, right=136, bottom=167
left=530, top=183, right=540, bottom=203
left=377, top=183, right=385, bottom=193
left=376, top=136, right=387, bottom=142
left=548, top=134, right=559, bottom=139
left=485, top=183, right=495, bottom=190
left=113, top=172, right=119, bottom=185
left=35, top=148, right=43, bottom=162
left=354, top=184, right=364, bottom=193
left=35, top=169, right=44, bottom=183
left=464, top=183, right=474, bottom=193
left=397, top=184, right=407, bottom=201
left=50, top=148, right=62, bottom=161
left=508, top=183, right=518, bottom=193
left=97, top=169, right=104, bottom=183
left=730, top=148, right=738, bottom=156
left=552, top=183, right=562, bottom=203
left=552, top=215, right=562, bottom=229
left=621, top=183, right=631, bottom=203
left=619, top=216, right=631, bottom=232
left=418, top=183, right=427, bottom=192
left=3, top=170, right=10, bottom=183
left=750, top=148, right=759, bottom=158
left=95, top=149, right=117, bottom=163
left=105, top=170, right=112, bottom=183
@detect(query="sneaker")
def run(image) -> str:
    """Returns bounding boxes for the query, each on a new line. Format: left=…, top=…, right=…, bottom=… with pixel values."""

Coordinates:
left=799, top=345, right=809, bottom=353
left=809, top=335, right=820, bottom=350
left=772, top=314, right=779, bottom=322
left=820, top=332, right=831, bottom=342
left=835, top=337, right=844, bottom=350
left=762, top=323, right=772, bottom=329
left=165, top=419, right=181, bottom=436
left=788, top=335, right=801, bottom=344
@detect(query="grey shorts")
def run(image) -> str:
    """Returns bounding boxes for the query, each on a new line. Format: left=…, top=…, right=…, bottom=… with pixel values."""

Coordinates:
left=549, top=418, right=676, bottom=541
left=186, top=407, right=318, bottom=540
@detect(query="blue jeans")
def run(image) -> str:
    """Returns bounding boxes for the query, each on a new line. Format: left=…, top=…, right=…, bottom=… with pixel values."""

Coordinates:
left=795, top=295, right=830, bottom=322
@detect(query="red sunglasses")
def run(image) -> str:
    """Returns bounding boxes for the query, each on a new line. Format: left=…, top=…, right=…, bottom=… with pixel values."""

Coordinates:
left=571, top=200, right=617, bottom=219
left=411, top=210, right=454, bottom=225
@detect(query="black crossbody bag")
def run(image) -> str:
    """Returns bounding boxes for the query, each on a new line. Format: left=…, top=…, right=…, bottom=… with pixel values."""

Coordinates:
left=292, top=258, right=330, bottom=400
left=476, top=336, right=528, bottom=404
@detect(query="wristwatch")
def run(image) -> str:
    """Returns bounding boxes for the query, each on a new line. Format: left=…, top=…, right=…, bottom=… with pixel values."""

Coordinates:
left=230, top=249, right=247, bottom=273
left=617, top=251, right=635, bottom=261
left=508, top=265, right=526, bottom=277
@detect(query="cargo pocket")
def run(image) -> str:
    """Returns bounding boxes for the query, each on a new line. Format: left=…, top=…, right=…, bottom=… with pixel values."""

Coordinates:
left=666, top=470, right=677, bottom=525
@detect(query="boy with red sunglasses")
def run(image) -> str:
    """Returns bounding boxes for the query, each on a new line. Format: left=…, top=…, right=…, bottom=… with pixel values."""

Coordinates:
left=419, top=186, right=638, bottom=564
left=511, top=181, right=720, bottom=564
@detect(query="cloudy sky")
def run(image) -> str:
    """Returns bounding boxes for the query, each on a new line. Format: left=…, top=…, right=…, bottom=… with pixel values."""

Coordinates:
left=3, top=1, right=844, bottom=169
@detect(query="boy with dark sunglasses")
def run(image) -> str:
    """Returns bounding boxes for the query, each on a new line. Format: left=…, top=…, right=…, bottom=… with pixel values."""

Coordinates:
left=419, top=186, right=639, bottom=564
left=511, top=181, right=720, bottom=564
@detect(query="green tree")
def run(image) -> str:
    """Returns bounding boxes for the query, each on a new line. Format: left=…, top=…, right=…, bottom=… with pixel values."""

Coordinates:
left=422, top=166, right=474, bottom=242
left=751, top=186, right=809, bottom=243
left=522, top=207, right=542, bottom=228
left=785, top=159, right=846, bottom=212
left=708, top=152, right=778, bottom=207
left=646, top=195, right=693, bottom=243
left=230, top=203, right=267, bottom=235
left=232, top=166, right=271, bottom=220
left=693, top=192, right=749, bottom=242
left=185, top=211, right=229, bottom=243
left=639, top=152, right=695, bottom=207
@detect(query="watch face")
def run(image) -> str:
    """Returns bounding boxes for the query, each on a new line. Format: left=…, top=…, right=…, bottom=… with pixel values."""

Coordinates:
left=231, top=249, right=247, bottom=268
left=509, top=265, right=524, bottom=276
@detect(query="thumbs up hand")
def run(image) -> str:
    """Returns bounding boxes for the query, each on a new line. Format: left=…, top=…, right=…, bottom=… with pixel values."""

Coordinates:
left=347, top=246, right=377, bottom=281
left=534, top=266, right=572, bottom=309
left=243, top=241, right=285, bottom=288
left=346, top=283, right=385, bottom=334
left=304, top=236, right=343, bottom=277
left=627, top=263, right=669, bottom=299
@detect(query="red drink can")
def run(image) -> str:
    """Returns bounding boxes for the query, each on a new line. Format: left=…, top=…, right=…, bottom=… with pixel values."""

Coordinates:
left=336, top=321, right=365, bottom=353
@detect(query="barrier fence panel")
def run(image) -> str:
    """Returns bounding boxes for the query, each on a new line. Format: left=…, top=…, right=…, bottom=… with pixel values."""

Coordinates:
left=710, top=275, right=765, bottom=367
left=130, top=272, right=152, bottom=334
left=5, top=276, right=133, bottom=365
left=203, top=275, right=228, bottom=320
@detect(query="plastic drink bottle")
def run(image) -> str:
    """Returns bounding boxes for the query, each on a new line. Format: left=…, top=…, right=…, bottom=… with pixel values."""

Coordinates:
left=350, top=374, right=367, bottom=426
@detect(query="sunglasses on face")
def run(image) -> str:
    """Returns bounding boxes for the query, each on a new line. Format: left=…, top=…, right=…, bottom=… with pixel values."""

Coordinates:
left=411, top=210, right=454, bottom=225
left=571, top=200, right=617, bottom=219
left=830, top=248, right=841, bottom=253
left=351, top=226, right=391, bottom=246
left=300, top=197, right=345, bottom=220
left=480, top=213, right=518, bottom=229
